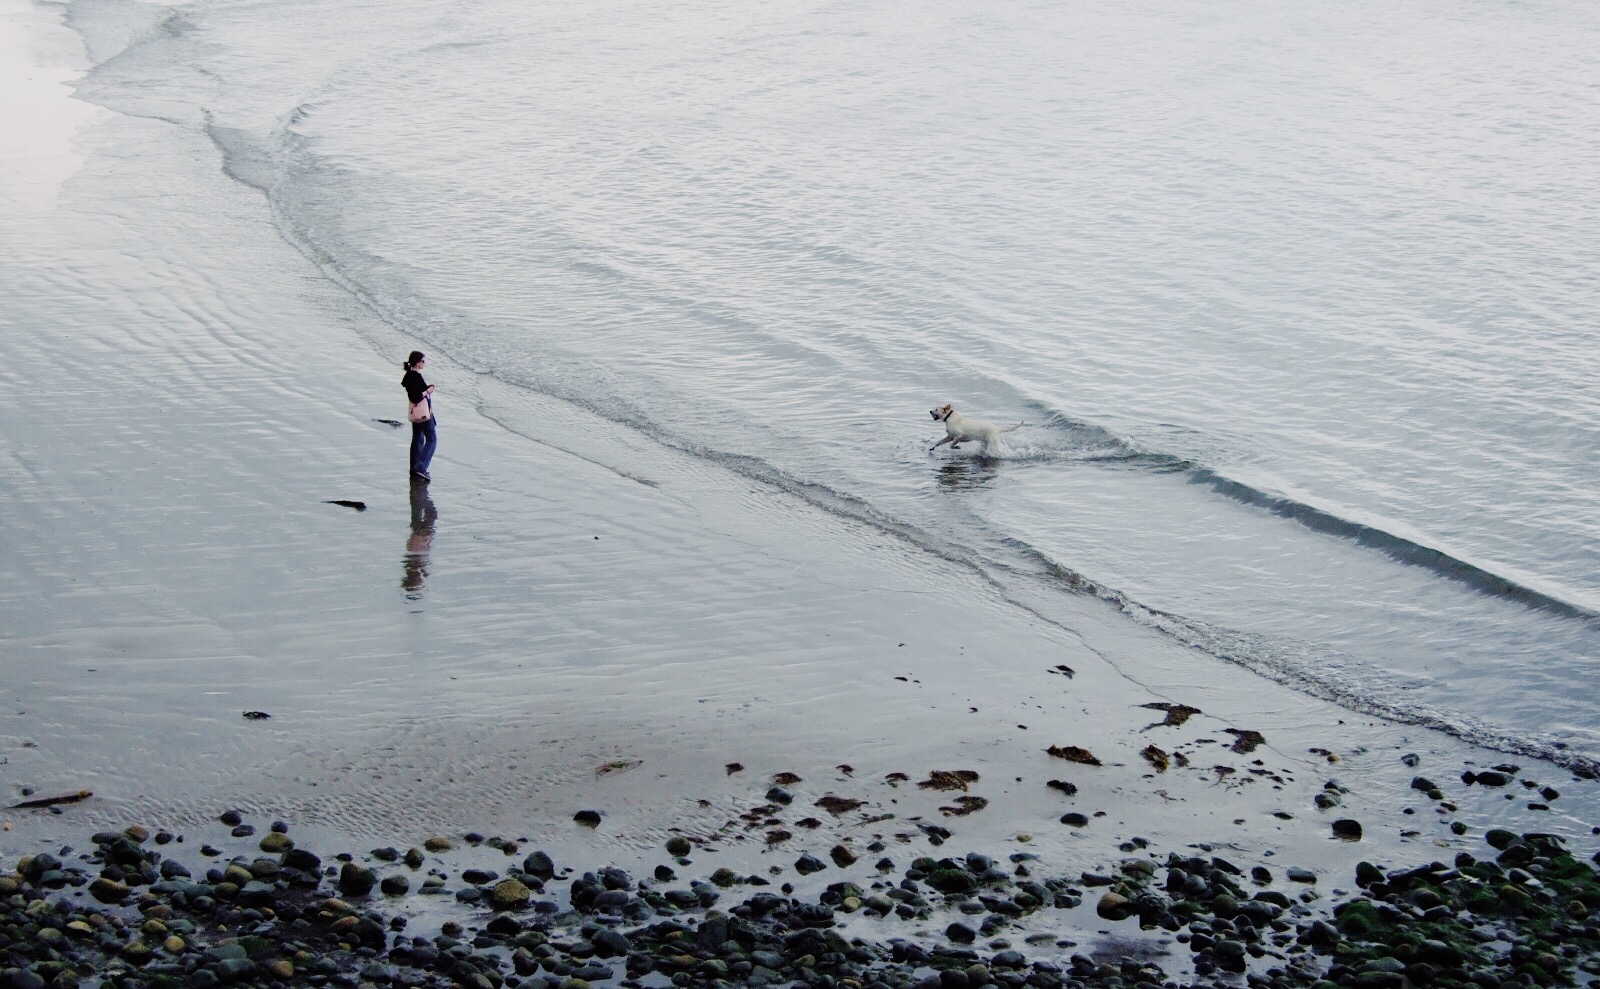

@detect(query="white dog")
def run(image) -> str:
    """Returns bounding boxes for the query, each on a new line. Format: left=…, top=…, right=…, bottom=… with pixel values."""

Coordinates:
left=929, top=403, right=1024, bottom=454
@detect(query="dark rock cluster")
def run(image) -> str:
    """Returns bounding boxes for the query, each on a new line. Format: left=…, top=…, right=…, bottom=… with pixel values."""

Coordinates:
left=5, top=811, right=1600, bottom=989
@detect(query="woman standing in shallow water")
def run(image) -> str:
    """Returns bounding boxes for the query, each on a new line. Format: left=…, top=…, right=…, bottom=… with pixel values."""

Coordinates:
left=402, top=351, right=437, bottom=481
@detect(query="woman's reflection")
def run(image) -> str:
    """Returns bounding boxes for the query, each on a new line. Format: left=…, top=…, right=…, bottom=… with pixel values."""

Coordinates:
left=403, top=477, right=438, bottom=599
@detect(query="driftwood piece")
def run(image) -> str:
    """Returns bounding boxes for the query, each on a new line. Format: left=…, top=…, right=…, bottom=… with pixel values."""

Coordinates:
left=11, top=789, right=92, bottom=809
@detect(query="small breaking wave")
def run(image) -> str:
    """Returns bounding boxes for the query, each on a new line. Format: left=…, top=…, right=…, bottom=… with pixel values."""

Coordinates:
left=1014, top=406, right=1599, bottom=623
left=988, top=533, right=1600, bottom=779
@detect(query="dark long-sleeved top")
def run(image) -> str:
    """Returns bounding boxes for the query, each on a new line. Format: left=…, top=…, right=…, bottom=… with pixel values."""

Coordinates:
left=402, top=369, right=430, bottom=404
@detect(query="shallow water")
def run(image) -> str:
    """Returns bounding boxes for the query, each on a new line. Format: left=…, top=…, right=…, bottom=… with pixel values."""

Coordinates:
left=8, top=0, right=1600, bottom=818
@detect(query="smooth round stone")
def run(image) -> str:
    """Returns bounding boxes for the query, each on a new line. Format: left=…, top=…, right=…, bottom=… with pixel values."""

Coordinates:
left=946, top=922, right=977, bottom=944
left=258, top=833, right=293, bottom=854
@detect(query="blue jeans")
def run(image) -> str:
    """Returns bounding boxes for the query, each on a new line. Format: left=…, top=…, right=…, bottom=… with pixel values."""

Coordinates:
left=410, top=413, right=437, bottom=474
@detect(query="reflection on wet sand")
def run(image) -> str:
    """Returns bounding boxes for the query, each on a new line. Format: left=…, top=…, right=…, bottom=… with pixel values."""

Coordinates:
left=403, top=479, right=437, bottom=599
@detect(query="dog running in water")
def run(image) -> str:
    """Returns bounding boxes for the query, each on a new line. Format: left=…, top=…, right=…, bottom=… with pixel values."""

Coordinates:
left=929, top=404, right=1024, bottom=454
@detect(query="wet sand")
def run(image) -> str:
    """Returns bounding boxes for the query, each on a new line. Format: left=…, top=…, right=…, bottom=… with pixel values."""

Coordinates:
left=4, top=0, right=1600, bottom=973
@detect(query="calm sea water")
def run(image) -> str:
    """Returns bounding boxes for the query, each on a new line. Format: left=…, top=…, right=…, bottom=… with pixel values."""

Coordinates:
left=66, top=0, right=1600, bottom=767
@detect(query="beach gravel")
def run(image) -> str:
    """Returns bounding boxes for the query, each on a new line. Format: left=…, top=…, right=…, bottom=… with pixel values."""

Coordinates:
left=3, top=817, right=1600, bottom=989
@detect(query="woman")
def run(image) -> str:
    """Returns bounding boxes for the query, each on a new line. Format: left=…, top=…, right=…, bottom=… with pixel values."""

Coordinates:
left=401, top=351, right=437, bottom=481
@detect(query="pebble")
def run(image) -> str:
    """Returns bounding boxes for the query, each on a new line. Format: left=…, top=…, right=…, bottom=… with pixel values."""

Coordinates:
left=0, top=811, right=1594, bottom=989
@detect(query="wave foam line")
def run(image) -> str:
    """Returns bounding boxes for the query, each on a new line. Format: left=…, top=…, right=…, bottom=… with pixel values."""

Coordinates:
left=1186, top=467, right=1598, bottom=623
left=1025, top=408, right=1598, bottom=623
left=990, top=535, right=1600, bottom=780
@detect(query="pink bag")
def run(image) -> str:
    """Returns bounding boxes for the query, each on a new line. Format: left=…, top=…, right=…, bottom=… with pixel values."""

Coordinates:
left=408, top=399, right=431, bottom=423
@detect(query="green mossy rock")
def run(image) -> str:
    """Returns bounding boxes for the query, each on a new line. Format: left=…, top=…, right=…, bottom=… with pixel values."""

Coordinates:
left=1335, top=900, right=1381, bottom=939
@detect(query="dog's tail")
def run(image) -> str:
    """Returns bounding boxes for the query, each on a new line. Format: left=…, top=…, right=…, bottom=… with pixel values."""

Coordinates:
left=1000, top=421, right=1025, bottom=433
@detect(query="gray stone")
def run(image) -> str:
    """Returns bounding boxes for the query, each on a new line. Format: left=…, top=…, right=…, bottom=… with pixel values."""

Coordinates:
left=523, top=850, right=556, bottom=879
left=590, top=930, right=630, bottom=957
left=795, top=854, right=827, bottom=875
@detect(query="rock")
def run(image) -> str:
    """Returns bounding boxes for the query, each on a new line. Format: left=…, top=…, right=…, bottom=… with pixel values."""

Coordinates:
left=8, top=969, right=49, bottom=989
left=794, top=854, right=827, bottom=875
left=1060, top=813, right=1089, bottom=827
left=1474, top=770, right=1511, bottom=786
left=830, top=844, right=858, bottom=867
left=258, top=833, right=293, bottom=854
left=423, top=836, right=454, bottom=852
left=766, top=786, right=794, bottom=805
left=591, top=929, right=630, bottom=957
left=188, top=969, right=221, bottom=989
left=1418, top=938, right=1463, bottom=966
left=1484, top=829, right=1518, bottom=849
left=237, top=880, right=276, bottom=906
left=665, top=836, right=691, bottom=857
left=1212, top=939, right=1247, bottom=972
left=1335, top=900, right=1380, bottom=938
left=946, top=922, right=976, bottom=944
left=1286, top=867, right=1317, bottom=883
left=1096, top=891, right=1134, bottom=921
left=1332, top=819, right=1363, bottom=840
left=381, top=875, right=410, bottom=896
left=1355, top=861, right=1385, bottom=886
left=1497, top=843, right=1535, bottom=869
left=573, top=810, right=603, bottom=828
left=523, top=850, right=556, bottom=879
left=338, top=863, right=376, bottom=895
left=89, top=878, right=130, bottom=903
left=216, top=958, right=255, bottom=981
left=19, top=854, right=61, bottom=880
left=1303, top=919, right=1339, bottom=947
left=926, top=869, right=978, bottom=895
